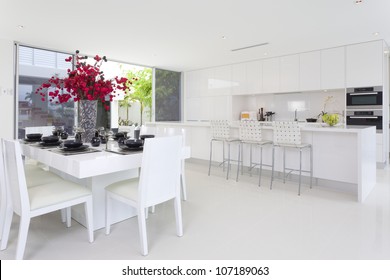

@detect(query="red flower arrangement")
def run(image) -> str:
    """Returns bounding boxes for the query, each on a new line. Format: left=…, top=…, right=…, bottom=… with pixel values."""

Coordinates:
left=35, top=50, right=129, bottom=111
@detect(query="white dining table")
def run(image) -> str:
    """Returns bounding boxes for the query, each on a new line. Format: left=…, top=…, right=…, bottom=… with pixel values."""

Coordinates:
left=20, top=140, right=191, bottom=230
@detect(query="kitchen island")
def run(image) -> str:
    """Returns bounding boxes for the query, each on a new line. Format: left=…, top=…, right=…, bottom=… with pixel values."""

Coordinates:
left=148, top=121, right=376, bottom=202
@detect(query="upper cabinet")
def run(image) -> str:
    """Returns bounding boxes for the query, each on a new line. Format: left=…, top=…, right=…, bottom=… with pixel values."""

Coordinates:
left=209, top=65, right=232, bottom=96
left=321, top=47, right=345, bottom=90
left=346, top=40, right=383, bottom=87
left=262, top=57, right=280, bottom=93
left=231, top=63, right=247, bottom=95
left=299, top=51, right=321, bottom=91
left=280, top=54, right=299, bottom=92
left=246, top=60, right=262, bottom=94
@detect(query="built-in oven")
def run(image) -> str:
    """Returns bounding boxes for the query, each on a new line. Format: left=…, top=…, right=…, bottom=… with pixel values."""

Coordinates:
left=346, top=86, right=383, bottom=110
left=346, top=110, right=383, bottom=132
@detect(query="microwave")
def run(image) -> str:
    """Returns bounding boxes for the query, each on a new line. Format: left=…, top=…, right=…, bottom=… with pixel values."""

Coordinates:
left=346, top=86, right=382, bottom=109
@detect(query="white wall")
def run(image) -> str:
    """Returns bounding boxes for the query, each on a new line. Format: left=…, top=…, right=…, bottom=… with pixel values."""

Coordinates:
left=232, top=89, right=346, bottom=122
left=0, top=38, right=15, bottom=139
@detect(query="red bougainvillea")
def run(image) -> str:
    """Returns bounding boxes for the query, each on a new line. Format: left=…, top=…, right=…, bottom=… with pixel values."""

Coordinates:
left=35, top=50, right=129, bottom=111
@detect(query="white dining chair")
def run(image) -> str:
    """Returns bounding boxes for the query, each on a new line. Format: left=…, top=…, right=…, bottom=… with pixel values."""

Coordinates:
left=161, top=127, right=187, bottom=201
left=105, top=135, right=183, bottom=256
left=1, top=139, right=94, bottom=259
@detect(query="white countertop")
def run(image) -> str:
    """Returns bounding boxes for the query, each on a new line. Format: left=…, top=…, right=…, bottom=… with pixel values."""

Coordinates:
left=148, top=121, right=376, bottom=133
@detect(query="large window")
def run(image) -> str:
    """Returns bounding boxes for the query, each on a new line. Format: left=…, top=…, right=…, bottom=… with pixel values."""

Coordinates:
left=17, top=46, right=75, bottom=138
left=155, top=68, right=181, bottom=121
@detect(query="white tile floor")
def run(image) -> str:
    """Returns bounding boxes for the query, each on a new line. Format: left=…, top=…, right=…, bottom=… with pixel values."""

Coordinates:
left=1, top=160, right=390, bottom=260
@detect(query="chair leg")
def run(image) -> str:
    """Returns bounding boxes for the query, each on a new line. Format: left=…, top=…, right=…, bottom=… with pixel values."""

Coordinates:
left=222, top=141, right=226, bottom=172
left=174, top=197, right=183, bottom=237
left=208, top=140, right=213, bottom=176
left=66, top=207, right=71, bottom=228
left=137, top=206, right=148, bottom=256
left=60, top=209, right=67, bottom=223
left=105, top=193, right=111, bottom=235
left=0, top=204, right=13, bottom=251
left=15, top=215, right=31, bottom=260
left=270, top=146, right=275, bottom=190
left=181, top=160, right=187, bottom=201
left=84, top=198, right=94, bottom=243
left=241, top=143, right=244, bottom=175
left=249, top=143, right=253, bottom=176
left=258, top=146, right=263, bottom=187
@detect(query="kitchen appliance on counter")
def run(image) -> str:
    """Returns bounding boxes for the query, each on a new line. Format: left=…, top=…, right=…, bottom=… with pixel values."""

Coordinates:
left=240, top=111, right=257, bottom=120
left=346, top=86, right=382, bottom=110
left=265, top=111, right=275, bottom=122
left=346, top=86, right=383, bottom=132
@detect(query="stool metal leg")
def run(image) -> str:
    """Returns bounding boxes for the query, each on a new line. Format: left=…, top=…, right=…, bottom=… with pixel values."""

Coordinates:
left=310, top=145, right=313, bottom=189
left=222, top=141, right=226, bottom=172
left=236, top=143, right=240, bottom=182
left=241, top=142, right=244, bottom=175
left=270, top=145, right=275, bottom=190
left=249, top=143, right=253, bottom=176
left=226, top=142, right=231, bottom=180
left=208, top=139, right=213, bottom=176
left=298, top=148, right=302, bottom=196
left=283, top=147, right=286, bottom=183
left=258, top=146, right=263, bottom=187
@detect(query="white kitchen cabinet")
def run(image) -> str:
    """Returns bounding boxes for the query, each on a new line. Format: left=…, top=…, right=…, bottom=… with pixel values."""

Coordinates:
left=185, top=96, right=231, bottom=121
left=346, top=40, right=383, bottom=87
left=299, top=51, right=321, bottom=91
left=246, top=60, right=262, bottom=94
left=231, top=62, right=247, bottom=95
left=184, top=71, right=200, bottom=98
left=209, top=65, right=232, bottom=96
left=280, top=54, right=300, bottom=92
left=321, top=47, right=345, bottom=90
left=262, top=57, right=280, bottom=93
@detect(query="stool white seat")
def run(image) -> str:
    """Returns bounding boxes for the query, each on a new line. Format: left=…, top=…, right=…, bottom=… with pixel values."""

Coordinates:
left=270, top=121, right=313, bottom=195
left=208, top=120, right=241, bottom=181
left=238, top=120, right=272, bottom=186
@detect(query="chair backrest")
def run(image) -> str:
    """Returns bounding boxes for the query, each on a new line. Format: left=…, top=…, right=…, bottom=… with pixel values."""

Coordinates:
left=210, top=120, right=230, bottom=139
left=162, top=127, right=186, bottom=144
left=273, top=121, right=302, bottom=145
left=0, top=139, right=8, bottom=235
left=2, top=139, right=30, bottom=216
left=239, top=120, right=263, bottom=142
left=25, top=126, right=55, bottom=137
left=138, top=136, right=182, bottom=207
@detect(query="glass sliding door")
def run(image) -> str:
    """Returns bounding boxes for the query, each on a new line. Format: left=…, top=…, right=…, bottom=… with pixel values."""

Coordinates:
left=154, top=68, right=181, bottom=122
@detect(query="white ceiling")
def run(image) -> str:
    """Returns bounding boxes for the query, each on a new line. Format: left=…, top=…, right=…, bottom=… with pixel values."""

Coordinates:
left=0, top=0, right=389, bottom=72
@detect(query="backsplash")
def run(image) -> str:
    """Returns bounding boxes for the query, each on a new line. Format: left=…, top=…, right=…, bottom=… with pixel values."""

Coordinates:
left=233, top=89, right=346, bottom=122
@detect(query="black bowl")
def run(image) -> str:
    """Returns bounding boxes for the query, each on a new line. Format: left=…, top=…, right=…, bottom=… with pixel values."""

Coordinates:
left=140, top=134, right=155, bottom=140
left=306, top=118, right=317, bottom=123
left=41, top=136, right=60, bottom=143
left=63, top=140, right=83, bottom=148
left=26, top=133, right=43, bottom=140
left=124, top=139, right=143, bottom=148
left=114, top=132, right=126, bottom=140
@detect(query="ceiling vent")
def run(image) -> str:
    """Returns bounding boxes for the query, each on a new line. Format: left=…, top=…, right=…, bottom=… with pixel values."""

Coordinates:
left=231, top=42, right=269, bottom=52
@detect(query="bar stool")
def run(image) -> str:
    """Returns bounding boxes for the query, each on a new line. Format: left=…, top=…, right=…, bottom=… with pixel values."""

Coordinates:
left=208, top=120, right=241, bottom=181
left=270, top=121, right=313, bottom=195
left=238, top=120, right=272, bottom=186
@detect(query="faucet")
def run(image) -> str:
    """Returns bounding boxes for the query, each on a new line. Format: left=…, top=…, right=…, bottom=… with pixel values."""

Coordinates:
left=294, top=109, right=298, bottom=121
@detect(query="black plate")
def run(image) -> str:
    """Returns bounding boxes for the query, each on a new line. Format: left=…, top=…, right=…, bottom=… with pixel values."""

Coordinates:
left=26, top=133, right=43, bottom=140
left=25, top=138, right=41, bottom=143
left=63, top=140, right=83, bottom=148
left=140, top=134, right=155, bottom=139
left=42, top=136, right=60, bottom=143
left=39, top=141, right=62, bottom=147
left=59, top=145, right=89, bottom=152
left=118, top=144, right=143, bottom=151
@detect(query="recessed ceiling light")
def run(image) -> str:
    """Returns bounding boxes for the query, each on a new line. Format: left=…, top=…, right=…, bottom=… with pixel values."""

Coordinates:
left=372, top=32, right=380, bottom=36
left=222, top=36, right=227, bottom=40
left=17, top=25, right=24, bottom=29
left=354, top=0, right=363, bottom=4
